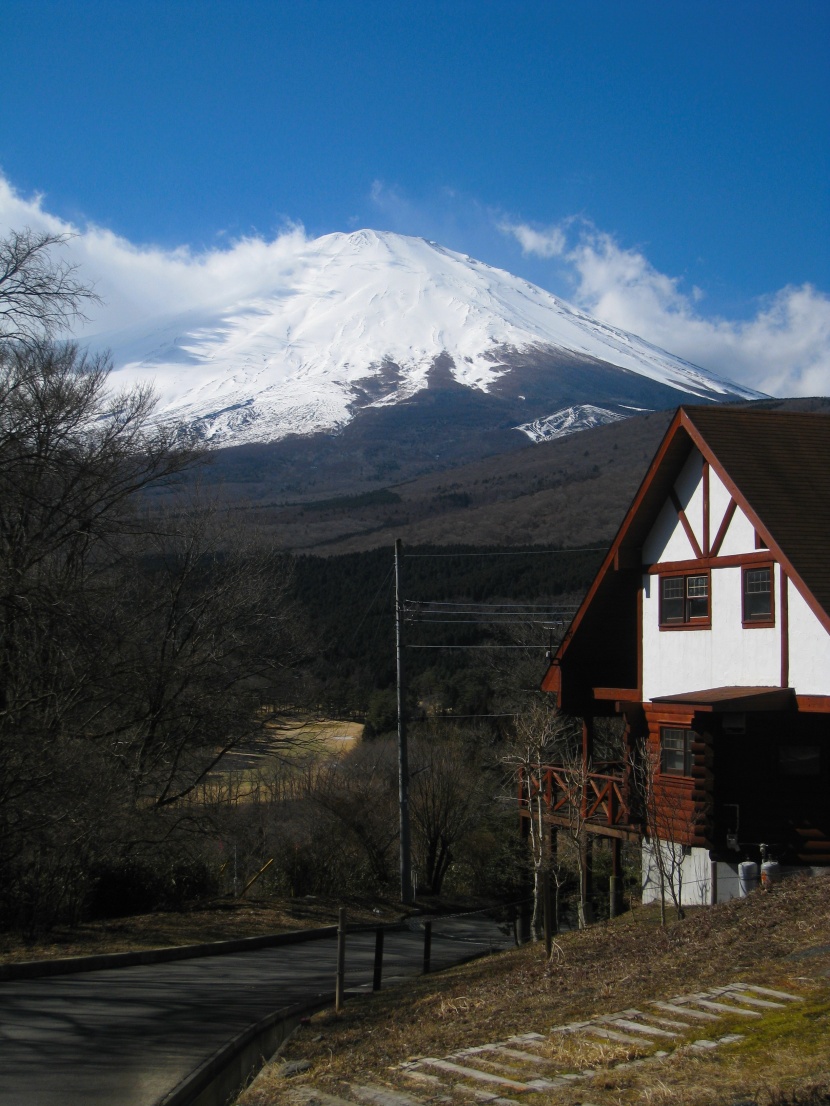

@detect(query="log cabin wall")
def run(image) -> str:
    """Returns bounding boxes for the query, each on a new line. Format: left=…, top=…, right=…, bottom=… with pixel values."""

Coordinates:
left=642, top=704, right=713, bottom=850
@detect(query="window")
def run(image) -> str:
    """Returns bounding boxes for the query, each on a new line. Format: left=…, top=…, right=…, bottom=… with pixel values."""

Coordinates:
left=661, top=728, right=694, bottom=776
left=660, top=573, right=710, bottom=627
left=742, top=564, right=774, bottom=626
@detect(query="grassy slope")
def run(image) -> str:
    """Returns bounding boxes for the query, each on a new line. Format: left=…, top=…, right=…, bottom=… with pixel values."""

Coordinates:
left=239, top=874, right=830, bottom=1106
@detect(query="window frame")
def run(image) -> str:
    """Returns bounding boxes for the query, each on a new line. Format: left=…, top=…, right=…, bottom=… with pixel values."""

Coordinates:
left=660, top=727, right=694, bottom=778
left=658, top=570, right=711, bottom=630
left=742, top=561, right=775, bottom=628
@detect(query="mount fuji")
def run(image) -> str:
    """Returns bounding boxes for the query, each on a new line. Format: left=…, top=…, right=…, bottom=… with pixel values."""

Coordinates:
left=102, top=230, right=762, bottom=455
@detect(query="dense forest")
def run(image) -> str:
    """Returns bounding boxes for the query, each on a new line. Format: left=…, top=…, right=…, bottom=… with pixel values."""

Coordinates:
left=291, top=543, right=603, bottom=726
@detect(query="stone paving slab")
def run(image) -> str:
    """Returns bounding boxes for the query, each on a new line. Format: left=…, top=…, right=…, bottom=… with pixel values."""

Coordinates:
left=684, top=996, right=762, bottom=1017
left=584, top=1025, right=646, bottom=1046
left=651, top=1000, right=719, bottom=1020
left=728, top=983, right=804, bottom=1001
left=289, top=979, right=803, bottom=1106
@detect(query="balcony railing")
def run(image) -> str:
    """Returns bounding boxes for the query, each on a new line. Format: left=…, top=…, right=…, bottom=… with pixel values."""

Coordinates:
left=518, top=761, right=634, bottom=830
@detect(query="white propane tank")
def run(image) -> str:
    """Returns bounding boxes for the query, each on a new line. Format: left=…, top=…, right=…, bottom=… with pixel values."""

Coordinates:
left=739, top=861, right=759, bottom=896
left=761, top=860, right=782, bottom=889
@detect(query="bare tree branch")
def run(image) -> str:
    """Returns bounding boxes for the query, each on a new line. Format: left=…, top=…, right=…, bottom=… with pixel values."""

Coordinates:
left=0, top=229, right=101, bottom=346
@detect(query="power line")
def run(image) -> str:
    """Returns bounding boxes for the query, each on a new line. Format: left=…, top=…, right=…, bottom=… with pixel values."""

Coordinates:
left=404, top=547, right=606, bottom=558
left=405, top=618, right=569, bottom=626
left=406, top=644, right=551, bottom=650
left=403, top=601, right=578, bottom=610
left=427, top=713, right=516, bottom=719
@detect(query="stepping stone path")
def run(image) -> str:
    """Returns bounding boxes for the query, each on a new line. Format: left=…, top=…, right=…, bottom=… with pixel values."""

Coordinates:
left=286, top=983, right=802, bottom=1106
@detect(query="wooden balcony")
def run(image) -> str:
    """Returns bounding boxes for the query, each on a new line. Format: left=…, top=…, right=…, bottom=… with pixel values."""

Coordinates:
left=518, top=761, right=641, bottom=840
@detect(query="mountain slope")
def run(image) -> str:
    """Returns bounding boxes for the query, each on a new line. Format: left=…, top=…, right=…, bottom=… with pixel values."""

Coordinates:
left=102, top=230, right=762, bottom=446
left=205, top=397, right=830, bottom=556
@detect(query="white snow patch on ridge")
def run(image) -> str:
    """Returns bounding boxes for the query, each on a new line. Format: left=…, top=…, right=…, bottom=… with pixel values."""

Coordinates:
left=516, top=404, right=636, bottom=443
left=96, top=230, right=763, bottom=445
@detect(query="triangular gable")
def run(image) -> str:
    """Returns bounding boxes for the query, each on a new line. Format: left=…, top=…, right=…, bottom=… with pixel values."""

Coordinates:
left=545, top=406, right=830, bottom=702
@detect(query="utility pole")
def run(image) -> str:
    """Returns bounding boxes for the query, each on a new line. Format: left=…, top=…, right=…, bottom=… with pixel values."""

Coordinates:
left=395, top=538, right=413, bottom=904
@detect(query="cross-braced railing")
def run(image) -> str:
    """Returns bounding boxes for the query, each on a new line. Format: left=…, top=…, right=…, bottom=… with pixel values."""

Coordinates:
left=519, top=760, right=633, bottom=829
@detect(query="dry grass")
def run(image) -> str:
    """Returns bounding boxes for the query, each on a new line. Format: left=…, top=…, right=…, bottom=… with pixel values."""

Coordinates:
left=238, top=874, right=830, bottom=1106
left=202, top=716, right=364, bottom=799
left=0, top=894, right=401, bottom=964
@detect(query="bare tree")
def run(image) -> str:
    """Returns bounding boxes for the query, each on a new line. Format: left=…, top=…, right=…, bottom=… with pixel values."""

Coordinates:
left=0, top=330, right=311, bottom=930
left=0, top=342, right=200, bottom=800
left=408, top=725, right=488, bottom=894
left=96, top=502, right=308, bottom=807
left=556, top=736, right=594, bottom=930
left=308, top=739, right=400, bottom=887
left=629, top=737, right=692, bottom=923
left=0, top=229, right=100, bottom=347
left=504, top=702, right=583, bottom=941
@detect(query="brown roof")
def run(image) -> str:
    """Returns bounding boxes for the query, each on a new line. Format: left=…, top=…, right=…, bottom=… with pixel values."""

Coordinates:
left=682, top=406, right=830, bottom=624
left=650, top=686, right=795, bottom=711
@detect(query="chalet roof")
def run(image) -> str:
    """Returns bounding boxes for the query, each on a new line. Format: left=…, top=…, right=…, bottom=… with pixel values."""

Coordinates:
left=547, top=405, right=830, bottom=709
left=650, top=686, right=795, bottom=712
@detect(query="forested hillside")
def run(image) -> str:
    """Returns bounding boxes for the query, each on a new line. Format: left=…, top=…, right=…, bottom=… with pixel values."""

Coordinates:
left=291, top=543, right=603, bottom=724
left=201, top=397, right=830, bottom=557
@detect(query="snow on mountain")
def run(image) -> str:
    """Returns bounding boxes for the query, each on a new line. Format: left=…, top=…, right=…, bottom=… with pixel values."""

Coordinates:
left=100, top=230, right=763, bottom=444
left=515, top=403, right=640, bottom=443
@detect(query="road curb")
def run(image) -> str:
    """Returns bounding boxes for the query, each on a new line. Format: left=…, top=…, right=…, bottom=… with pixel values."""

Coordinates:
left=155, top=995, right=332, bottom=1106
left=0, top=925, right=339, bottom=981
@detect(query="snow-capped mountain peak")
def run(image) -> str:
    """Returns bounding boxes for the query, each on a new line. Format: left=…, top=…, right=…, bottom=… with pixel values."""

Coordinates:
left=100, top=229, right=763, bottom=445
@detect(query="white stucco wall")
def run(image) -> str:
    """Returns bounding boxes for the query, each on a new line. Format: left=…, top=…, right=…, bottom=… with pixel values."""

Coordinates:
left=642, top=846, right=755, bottom=906
left=642, top=843, right=713, bottom=906
left=640, top=454, right=792, bottom=698
left=642, top=562, right=781, bottom=700
left=642, top=454, right=760, bottom=568
left=642, top=450, right=704, bottom=564
left=708, top=465, right=733, bottom=546
left=641, top=459, right=830, bottom=697
left=642, top=848, right=830, bottom=906
left=787, top=578, right=830, bottom=695
left=641, top=499, right=693, bottom=564
left=712, top=493, right=754, bottom=558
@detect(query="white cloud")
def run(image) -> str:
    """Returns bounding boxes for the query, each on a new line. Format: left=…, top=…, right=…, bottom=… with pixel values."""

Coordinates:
left=502, top=218, right=830, bottom=397
left=498, top=220, right=566, bottom=259
left=0, top=175, right=310, bottom=339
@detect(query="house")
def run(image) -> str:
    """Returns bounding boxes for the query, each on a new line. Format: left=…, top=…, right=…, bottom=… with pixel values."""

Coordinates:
left=535, top=405, right=830, bottom=907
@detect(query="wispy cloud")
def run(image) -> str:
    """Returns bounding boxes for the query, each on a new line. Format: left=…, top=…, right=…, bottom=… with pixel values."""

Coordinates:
left=497, top=220, right=566, bottom=259
left=501, top=218, right=830, bottom=397
left=0, top=174, right=311, bottom=337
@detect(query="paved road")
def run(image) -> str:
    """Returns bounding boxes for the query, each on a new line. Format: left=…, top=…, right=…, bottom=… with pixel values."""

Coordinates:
left=0, top=916, right=513, bottom=1106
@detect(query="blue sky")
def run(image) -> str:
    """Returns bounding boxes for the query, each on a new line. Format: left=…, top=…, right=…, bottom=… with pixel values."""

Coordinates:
left=1, top=0, right=829, bottom=395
